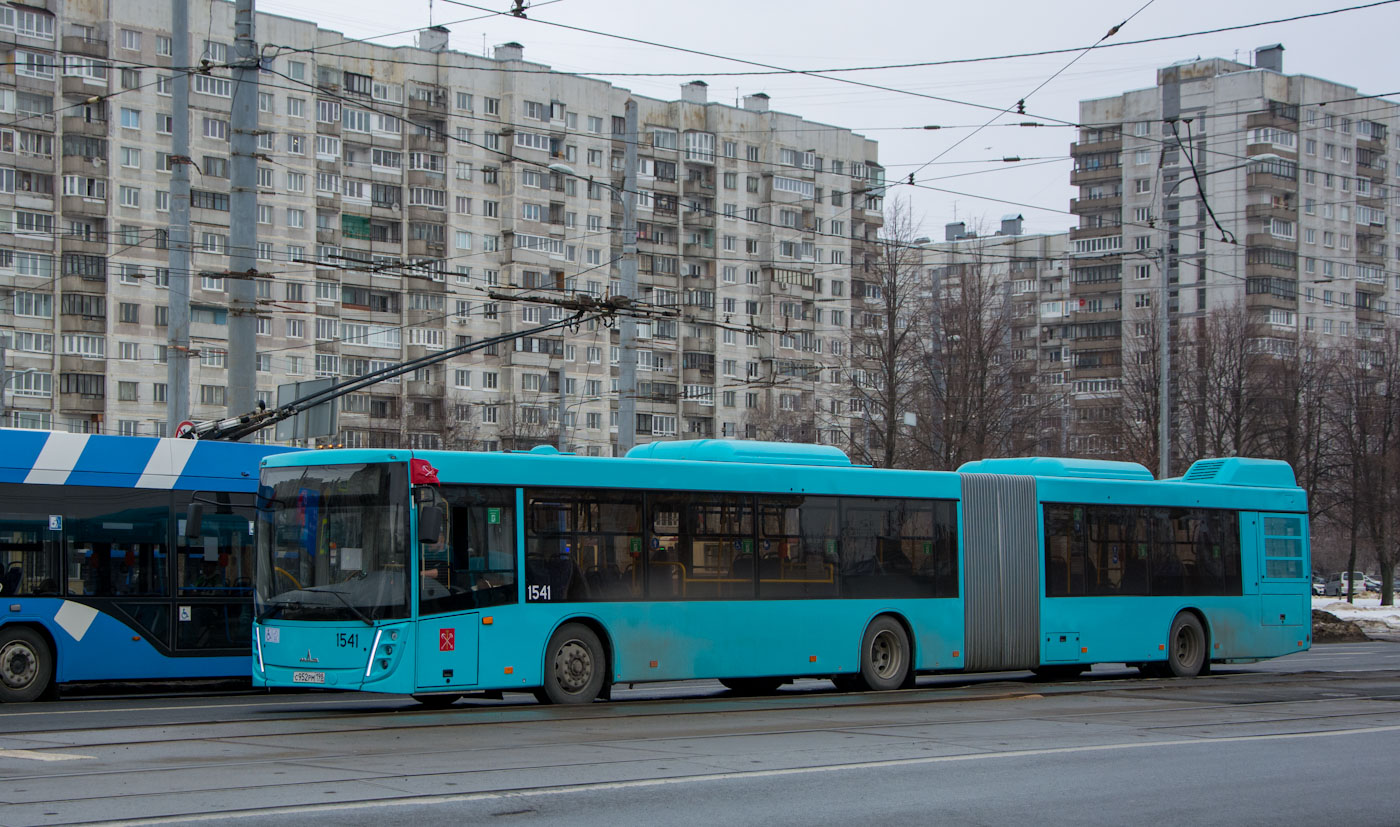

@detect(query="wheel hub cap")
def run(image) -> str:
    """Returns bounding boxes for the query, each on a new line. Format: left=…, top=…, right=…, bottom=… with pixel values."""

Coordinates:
left=1, top=642, right=37, bottom=689
left=555, top=640, right=593, bottom=693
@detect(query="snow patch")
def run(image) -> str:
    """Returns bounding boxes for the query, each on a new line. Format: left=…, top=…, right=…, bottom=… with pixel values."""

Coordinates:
left=1312, top=597, right=1400, bottom=636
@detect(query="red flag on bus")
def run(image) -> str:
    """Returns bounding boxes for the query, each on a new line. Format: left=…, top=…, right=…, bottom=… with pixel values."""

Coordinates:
left=410, top=458, right=439, bottom=485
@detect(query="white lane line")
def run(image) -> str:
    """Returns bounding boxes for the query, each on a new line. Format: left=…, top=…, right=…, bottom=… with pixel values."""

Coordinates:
left=0, top=748, right=93, bottom=762
left=96, top=723, right=1400, bottom=825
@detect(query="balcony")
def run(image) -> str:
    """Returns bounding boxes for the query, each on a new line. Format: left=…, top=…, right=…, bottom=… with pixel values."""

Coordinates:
left=1245, top=201, right=1296, bottom=223
left=408, top=133, right=447, bottom=153
left=1070, top=164, right=1122, bottom=186
left=62, top=195, right=108, bottom=216
left=61, top=116, right=109, bottom=137
left=1243, top=290, right=1296, bottom=312
left=59, top=393, right=106, bottom=415
left=682, top=176, right=715, bottom=195
left=407, top=238, right=446, bottom=257
left=405, top=205, right=441, bottom=224
left=1245, top=102, right=1298, bottom=131
left=408, top=95, right=447, bottom=116
left=63, top=34, right=107, bottom=58
left=61, top=154, right=106, bottom=176
left=1069, top=194, right=1122, bottom=214
left=62, top=75, right=111, bottom=97
left=1245, top=171, right=1298, bottom=194
left=1071, top=135, right=1122, bottom=156
left=1069, top=224, right=1122, bottom=241
left=61, top=235, right=107, bottom=256
left=405, top=169, right=445, bottom=188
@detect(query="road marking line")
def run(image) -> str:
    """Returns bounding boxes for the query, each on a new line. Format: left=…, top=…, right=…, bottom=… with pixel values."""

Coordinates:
left=95, top=723, right=1400, bottom=825
left=0, top=748, right=93, bottom=762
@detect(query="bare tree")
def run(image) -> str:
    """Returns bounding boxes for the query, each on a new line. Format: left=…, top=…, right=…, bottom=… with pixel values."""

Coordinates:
left=1175, top=303, right=1273, bottom=460
left=845, top=198, right=926, bottom=467
left=909, top=232, right=1035, bottom=469
left=1332, top=328, right=1400, bottom=605
left=1253, top=335, right=1341, bottom=528
left=1115, top=308, right=1164, bottom=468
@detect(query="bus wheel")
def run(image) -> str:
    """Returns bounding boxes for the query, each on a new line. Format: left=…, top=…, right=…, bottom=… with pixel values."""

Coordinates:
left=859, top=616, right=910, bottom=691
left=0, top=627, right=53, bottom=703
left=538, top=623, right=605, bottom=705
left=719, top=677, right=784, bottom=695
left=1166, top=613, right=1207, bottom=677
left=411, top=693, right=462, bottom=709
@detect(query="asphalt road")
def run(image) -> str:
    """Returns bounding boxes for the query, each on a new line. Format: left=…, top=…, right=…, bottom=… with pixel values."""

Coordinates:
left=2, top=643, right=1399, bottom=826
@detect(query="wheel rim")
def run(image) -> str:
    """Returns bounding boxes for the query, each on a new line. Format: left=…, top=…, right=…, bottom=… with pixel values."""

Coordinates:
left=869, top=629, right=902, bottom=680
left=1174, top=624, right=1201, bottom=668
left=553, top=639, right=594, bottom=694
left=1, top=640, right=38, bottom=691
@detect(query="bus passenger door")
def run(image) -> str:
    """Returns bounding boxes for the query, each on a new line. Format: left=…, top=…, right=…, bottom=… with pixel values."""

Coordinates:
left=1258, top=513, right=1309, bottom=632
left=416, top=614, right=479, bottom=689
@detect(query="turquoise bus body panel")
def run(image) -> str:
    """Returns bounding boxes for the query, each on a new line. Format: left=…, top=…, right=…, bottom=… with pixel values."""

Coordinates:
left=255, top=446, right=1309, bottom=696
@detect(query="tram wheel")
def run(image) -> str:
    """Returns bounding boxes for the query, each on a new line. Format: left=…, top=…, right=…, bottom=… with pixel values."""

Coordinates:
left=719, top=677, right=785, bottom=695
left=858, top=616, right=910, bottom=691
left=1166, top=612, right=1207, bottom=677
left=0, top=626, right=54, bottom=703
left=537, top=623, right=605, bottom=705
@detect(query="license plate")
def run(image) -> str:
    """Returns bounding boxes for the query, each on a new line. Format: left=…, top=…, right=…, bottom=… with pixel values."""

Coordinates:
left=292, top=671, right=325, bottom=684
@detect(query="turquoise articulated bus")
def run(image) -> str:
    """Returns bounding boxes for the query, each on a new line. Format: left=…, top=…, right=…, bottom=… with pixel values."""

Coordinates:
left=252, top=440, right=1311, bottom=705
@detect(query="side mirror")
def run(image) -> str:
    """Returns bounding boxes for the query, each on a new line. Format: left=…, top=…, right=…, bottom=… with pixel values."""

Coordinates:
left=185, top=503, right=205, bottom=540
left=418, top=505, right=444, bottom=545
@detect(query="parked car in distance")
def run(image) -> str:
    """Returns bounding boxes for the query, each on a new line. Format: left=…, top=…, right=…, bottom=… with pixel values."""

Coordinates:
left=1364, top=576, right=1382, bottom=592
left=1312, top=576, right=1326, bottom=596
left=1325, top=572, right=1369, bottom=596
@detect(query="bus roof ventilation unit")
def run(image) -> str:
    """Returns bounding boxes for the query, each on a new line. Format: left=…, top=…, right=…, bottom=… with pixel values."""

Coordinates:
left=955, top=456, right=1155, bottom=481
left=626, top=439, right=853, bottom=467
left=1178, top=457, right=1297, bottom=488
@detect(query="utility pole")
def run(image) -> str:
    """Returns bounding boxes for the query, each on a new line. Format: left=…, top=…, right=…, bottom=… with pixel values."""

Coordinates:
left=1157, top=68, right=1182, bottom=480
left=616, top=98, right=639, bottom=455
left=0, top=335, right=8, bottom=426
left=225, top=0, right=259, bottom=430
left=167, top=0, right=192, bottom=433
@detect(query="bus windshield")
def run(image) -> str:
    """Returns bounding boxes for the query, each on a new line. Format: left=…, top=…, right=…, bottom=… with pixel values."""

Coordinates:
left=255, top=462, right=410, bottom=623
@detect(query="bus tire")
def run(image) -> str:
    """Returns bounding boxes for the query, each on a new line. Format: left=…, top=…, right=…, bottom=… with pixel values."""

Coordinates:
left=412, top=693, right=462, bottom=708
left=538, top=623, right=605, bottom=705
left=719, top=677, right=784, bottom=695
left=858, top=616, right=910, bottom=691
left=0, top=626, right=53, bottom=703
left=1166, top=612, right=1207, bottom=677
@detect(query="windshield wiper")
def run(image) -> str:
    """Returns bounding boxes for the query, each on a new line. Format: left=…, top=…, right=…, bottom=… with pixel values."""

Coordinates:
left=257, top=600, right=299, bottom=621
left=300, top=587, right=376, bottom=626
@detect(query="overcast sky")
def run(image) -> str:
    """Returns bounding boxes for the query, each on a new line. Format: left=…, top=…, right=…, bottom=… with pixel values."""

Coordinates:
left=255, top=0, right=1399, bottom=239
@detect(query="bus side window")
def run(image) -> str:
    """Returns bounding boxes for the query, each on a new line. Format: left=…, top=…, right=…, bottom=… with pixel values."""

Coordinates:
left=420, top=485, right=517, bottom=615
left=0, top=484, right=62, bottom=596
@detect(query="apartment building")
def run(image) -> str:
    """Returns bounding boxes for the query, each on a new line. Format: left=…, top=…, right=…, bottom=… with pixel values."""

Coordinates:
left=1068, top=45, right=1400, bottom=455
left=0, top=0, right=884, bottom=453
left=920, top=217, right=1070, bottom=457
